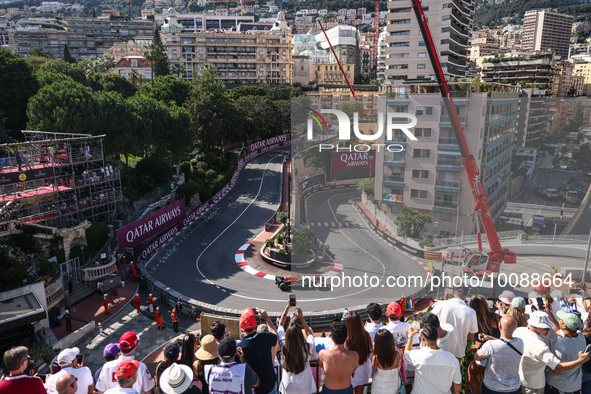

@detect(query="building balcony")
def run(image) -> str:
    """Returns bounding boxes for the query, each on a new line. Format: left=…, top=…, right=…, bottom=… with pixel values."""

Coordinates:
left=438, top=137, right=458, bottom=145
left=434, top=200, right=459, bottom=209
left=435, top=179, right=460, bottom=188
left=384, top=160, right=406, bottom=167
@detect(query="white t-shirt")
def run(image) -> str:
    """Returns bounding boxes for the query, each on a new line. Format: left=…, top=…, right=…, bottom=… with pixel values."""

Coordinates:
left=403, top=347, right=461, bottom=394
left=431, top=298, right=478, bottom=358
left=480, top=338, right=524, bottom=392
left=436, top=323, right=458, bottom=355
left=96, top=355, right=155, bottom=394
left=45, top=366, right=94, bottom=394
left=104, top=388, right=139, bottom=394
left=513, top=326, right=560, bottom=389
left=364, top=322, right=383, bottom=343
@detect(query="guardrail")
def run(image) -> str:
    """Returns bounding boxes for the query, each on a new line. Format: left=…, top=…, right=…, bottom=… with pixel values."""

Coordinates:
left=82, top=257, right=117, bottom=281
left=562, top=182, right=591, bottom=235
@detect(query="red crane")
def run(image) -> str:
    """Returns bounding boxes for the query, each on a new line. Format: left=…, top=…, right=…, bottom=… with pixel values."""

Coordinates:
left=373, top=0, right=379, bottom=78
left=410, top=0, right=516, bottom=272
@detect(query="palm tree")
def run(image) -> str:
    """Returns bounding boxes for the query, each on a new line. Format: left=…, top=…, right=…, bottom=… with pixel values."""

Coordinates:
left=171, top=62, right=186, bottom=78
left=127, top=67, right=139, bottom=86
left=97, top=54, right=115, bottom=73
left=125, top=0, right=132, bottom=18
left=143, top=43, right=162, bottom=86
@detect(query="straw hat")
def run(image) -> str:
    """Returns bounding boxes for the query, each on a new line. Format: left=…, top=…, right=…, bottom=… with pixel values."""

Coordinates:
left=195, top=335, right=218, bottom=361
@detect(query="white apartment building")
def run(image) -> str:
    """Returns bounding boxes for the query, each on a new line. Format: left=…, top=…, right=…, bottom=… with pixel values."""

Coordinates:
left=522, top=10, right=573, bottom=59
left=374, top=83, right=519, bottom=235
left=385, top=0, right=474, bottom=82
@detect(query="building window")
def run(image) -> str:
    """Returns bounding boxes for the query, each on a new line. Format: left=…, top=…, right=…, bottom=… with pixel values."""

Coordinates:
left=391, top=53, right=409, bottom=58
left=418, top=52, right=426, bottom=58
left=417, top=64, right=426, bottom=69
left=412, top=169, right=429, bottom=179
left=442, top=15, right=450, bottom=21
left=415, top=106, right=433, bottom=116
left=443, top=3, right=450, bottom=8
left=441, top=27, right=450, bottom=33
left=418, top=41, right=426, bottom=46
left=412, top=149, right=430, bottom=159
left=441, top=39, right=449, bottom=45
left=441, top=212, right=452, bottom=221
left=392, top=42, right=410, bottom=47
left=411, top=189, right=428, bottom=199
left=414, top=127, right=431, bottom=137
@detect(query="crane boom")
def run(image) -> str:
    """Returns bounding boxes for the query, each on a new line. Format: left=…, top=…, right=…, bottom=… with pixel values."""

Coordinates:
left=410, top=0, right=516, bottom=270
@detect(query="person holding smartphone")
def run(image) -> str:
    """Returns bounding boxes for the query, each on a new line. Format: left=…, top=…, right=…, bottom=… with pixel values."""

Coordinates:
left=45, top=347, right=94, bottom=394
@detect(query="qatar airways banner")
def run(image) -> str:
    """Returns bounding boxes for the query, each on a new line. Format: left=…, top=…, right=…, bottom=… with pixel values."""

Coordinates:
left=117, top=200, right=185, bottom=252
left=331, top=151, right=375, bottom=180
left=247, top=134, right=291, bottom=155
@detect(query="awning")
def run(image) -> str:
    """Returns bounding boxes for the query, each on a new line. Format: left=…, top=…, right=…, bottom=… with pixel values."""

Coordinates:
left=0, top=293, right=46, bottom=331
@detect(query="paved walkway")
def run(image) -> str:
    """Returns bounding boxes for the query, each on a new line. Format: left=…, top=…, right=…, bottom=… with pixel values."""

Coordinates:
left=65, top=280, right=201, bottom=375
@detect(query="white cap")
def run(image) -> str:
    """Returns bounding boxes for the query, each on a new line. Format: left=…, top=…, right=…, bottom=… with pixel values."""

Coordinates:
left=156, top=307, right=159, bottom=310
left=57, top=347, right=80, bottom=366
left=104, top=294, right=108, bottom=297
left=136, top=293, right=139, bottom=297
left=65, top=310, right=69, bottom=314
left=529, top=311, right=553, bottom=329
left=498, top=290, right=515, bottom=305
left=149, top=293, right=152, bottom=297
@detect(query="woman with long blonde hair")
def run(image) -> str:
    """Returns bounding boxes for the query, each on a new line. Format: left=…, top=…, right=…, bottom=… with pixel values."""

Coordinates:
left=345, top=312, right=373, bottom=394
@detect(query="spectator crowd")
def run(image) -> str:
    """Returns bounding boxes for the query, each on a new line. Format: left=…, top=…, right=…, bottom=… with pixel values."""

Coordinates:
left=3, top=288, right=591, bottom=394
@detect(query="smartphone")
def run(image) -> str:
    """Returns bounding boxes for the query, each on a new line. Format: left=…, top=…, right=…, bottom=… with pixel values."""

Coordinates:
left=289, top=294, right=296, bottom=307
left=585, top=344, right=591, bottom=353
left=76, top=354, right=83, bottom=365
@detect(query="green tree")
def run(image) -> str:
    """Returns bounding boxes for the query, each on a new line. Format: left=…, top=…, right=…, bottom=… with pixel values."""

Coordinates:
left=357, top=178, right=374, bottom=197
left=143, top=42, right=162, bottom=86
left=125, top=0, right=132, bottom=18
left=336, top=100, right=365, bottom=120
left=136, top=155, right=173, bottom=189
left=35, top=70, right=74, bottom=87
left=354, top=74, right=368, bottom=84
left=569, top=102, right=585, bottom=133
left=88, top=72, right=137, bottom=98
left=152, top=27, right=170, bottom=77
left=276, top=211, right=290, bottom=241
left=39, top=60, right=86, bottom=84
left=234, top=95, right=282, bottom=140
left=63, top=44, right=76, bottom=63
left=93, top=90, right=142, bottom=159
left=138, top=75, right=194, bottom=106
left=185, top=64, right=237, bottom=156
left=171, top=62, right=186, bottom=78
left=94, top=54, right=116, bottom=73
left=0, top=49, right=39, bottom=131
left=0, top=248, right=27, bottom=291
left=394, top=207, right=432, bottom=238
left=29, top=47, right=49, bottom=58
left=127, top=67, right=140, bottom=87
left=27, top=80, right=98, bottom=134
left=292, top=227, right=314, bottom=256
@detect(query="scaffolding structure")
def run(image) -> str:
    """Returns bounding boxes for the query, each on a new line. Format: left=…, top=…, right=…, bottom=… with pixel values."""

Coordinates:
left=0, top=131, right=122, bottom=228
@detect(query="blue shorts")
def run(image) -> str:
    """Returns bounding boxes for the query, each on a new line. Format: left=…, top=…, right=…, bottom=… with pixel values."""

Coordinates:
left=321, top=385, right=353, bottom=394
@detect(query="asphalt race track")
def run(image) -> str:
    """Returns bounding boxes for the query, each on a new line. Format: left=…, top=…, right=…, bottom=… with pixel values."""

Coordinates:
left=147, top=151, right=427, bottom=314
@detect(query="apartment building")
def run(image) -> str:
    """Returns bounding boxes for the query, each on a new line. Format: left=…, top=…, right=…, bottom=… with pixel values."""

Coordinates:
left=385, top=0, right=474, bottom=82
left=469, top=35, right=500, bottom=60
left=14, top=17, right=154, bottom=59
left=552, top=61, right=585, bottom=97
left=160, top=12, right=292, bottom=84
left=0, top=15, right=14, bottom=45
left=315, top=25, right=361, bottom=77
left=574, top=62, right=591, bottom=94
left=572, top=21, right=591, bottom=35
left=522, top=10, right=573, bottom=59
left=374, top=83, right=519, bottom=235
left=501, top=26, right=522, bottom=49
left=106, top=36, right=152, bottom=62
left=517, top=88, right=550, bottom=147
left=481, top=53, right=554, bottom=88
left=306, top=85, right=379, bottom=117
